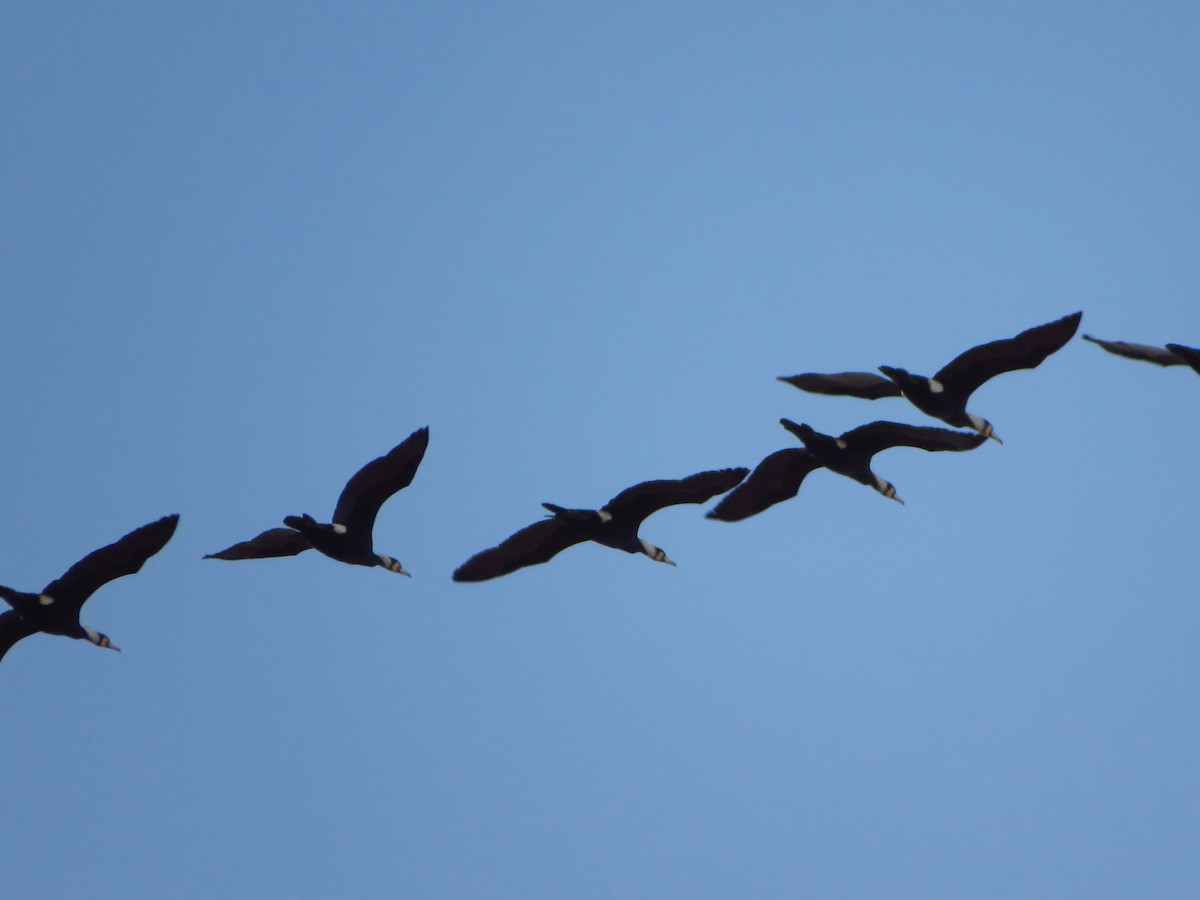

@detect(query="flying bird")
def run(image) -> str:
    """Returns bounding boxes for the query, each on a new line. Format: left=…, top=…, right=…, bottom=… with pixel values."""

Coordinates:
left=1082, top=335, right=1200, bottom=373
left=0, top=514, right=179, bottom=662
left=707, top=420, right=984, bottom=521
left=453, top=467, right=748, bottom=582
left=205, top=427, right=429, bottom=575
left=779, top=311, right=1083, bottom=443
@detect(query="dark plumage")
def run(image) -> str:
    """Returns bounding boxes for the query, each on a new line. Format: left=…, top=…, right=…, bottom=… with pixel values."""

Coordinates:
left=779, top=311, right=1083, bottom=443
left=705, top=448, right=823, bottom=522
left=0, top=514, right=179, bottom=662
left=707, top=420, right=984, bottom=521
left=205, top=427, right=429, bottom=575
left=1169, top=344, right=1200, bottom=373
left=453, top=467, right=748, bottom=582
left=1083, top=335, right=1200, bottom=373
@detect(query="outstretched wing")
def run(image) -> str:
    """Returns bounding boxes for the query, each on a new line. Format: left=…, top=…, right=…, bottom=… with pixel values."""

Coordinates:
left=935, top=311, right=1082, bottom=399
left=1082, top=335, right=1183, bottom=367
left=333, top=427, right=430, bottom=537
left=1164, top=343, right=1200, bottom=374
left=603, top=468, right=749, bottom=525
left=0, top=610, right=38, bottom=663
left=204, top=527, right=312, bottom=561
left=452, top=519, right=587, bottom=582
left=841, top=421, right=987, bottom=457
left=43, top=515, right=180, bottom=611
left=778, top=372, right=902, bottom=399
left=706, top=449, right=821, bottom=521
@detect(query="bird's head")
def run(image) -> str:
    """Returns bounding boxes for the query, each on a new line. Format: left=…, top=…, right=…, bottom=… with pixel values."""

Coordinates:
left=83, top=626, right=121, bottom=652
left=377, top=554, right=411, bottom=577
left=968, top=414, right=1002, bottom=444
left=874, top=475, right=905, bottom=505
left=640, top=540, right=676, bottom=567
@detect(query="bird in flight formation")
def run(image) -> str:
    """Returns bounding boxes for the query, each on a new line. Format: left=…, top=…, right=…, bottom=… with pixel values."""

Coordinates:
left=708, top=420, right=984, bottom=522
left=4, top=310, right=1192, bottom=660
left=453, top=468, right=749, bottom=582
left=205, top=426, right=430, bottom=576
left=0, top=515, right=179, bottom=661
left=779, top=311, right=1083, bottom=443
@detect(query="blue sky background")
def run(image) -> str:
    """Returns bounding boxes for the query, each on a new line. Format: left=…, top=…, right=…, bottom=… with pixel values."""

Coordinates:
left=3, top=3, right=1197, bottom=897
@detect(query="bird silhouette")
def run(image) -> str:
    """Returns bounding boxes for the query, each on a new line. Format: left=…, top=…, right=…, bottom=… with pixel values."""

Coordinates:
left=205, top=427, right=428, bottom=575
left=454, top=467, right=748, bottom=581
left=708, top=420, right=984, bottom=521
left=780, top=311, right=1082, bottom=443
left=0, top=514, right=179, bottom=662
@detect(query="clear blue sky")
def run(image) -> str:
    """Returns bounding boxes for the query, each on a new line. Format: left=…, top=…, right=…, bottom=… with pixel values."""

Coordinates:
left=3, top=3, right=1197, bottom=898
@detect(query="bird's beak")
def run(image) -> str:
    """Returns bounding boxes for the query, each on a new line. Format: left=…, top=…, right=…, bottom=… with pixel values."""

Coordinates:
left=983, top=423, right=1003, bottom=444
left=102, top=638, right=121, bottom=652
left=884, top=485, right=905, bottom=505
left=652, top=548, right=677, bottom=567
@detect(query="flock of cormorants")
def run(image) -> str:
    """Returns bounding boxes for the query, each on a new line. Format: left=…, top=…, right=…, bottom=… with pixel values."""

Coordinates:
left=1, top=312, right=1194, bottom=662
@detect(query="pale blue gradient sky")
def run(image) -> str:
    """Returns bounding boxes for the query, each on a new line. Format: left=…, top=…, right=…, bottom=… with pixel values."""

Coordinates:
left=3, top=3, right=1197, bottom=898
